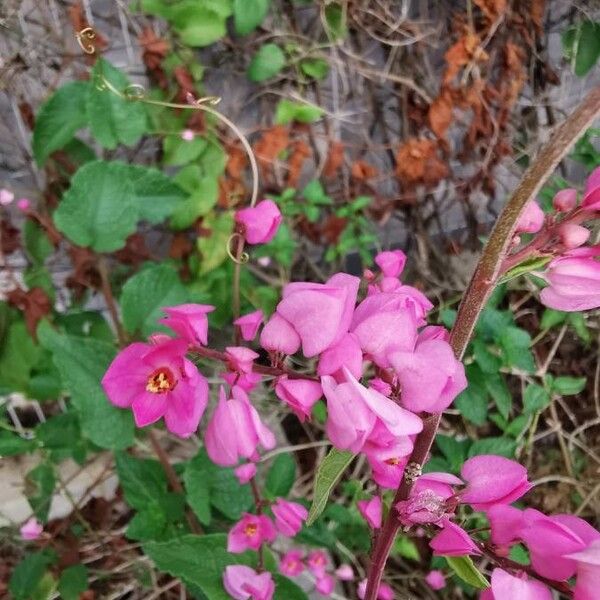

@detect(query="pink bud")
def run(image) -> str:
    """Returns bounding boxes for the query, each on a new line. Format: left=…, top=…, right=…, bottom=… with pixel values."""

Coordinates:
left=16, top=198, right=31, bottom=212
left=257, top=256, right=271, bottom=267
left=553, top=188, right=577, bottom=212
left=559, top=223, right=590, bottom=249
left=20, top=517, right=43, bottom=540
left=357, top=496, right=382, bottom=529
left=515, top=200, right=544, bottom=234
left=181, top=129, right=195, bottom=141
left=234, top=310, right=264, bottom=341
left=234, top=463, right=256, bottom=484
left=424, top=570, right=445, bottom=590
left=0, top=188, right=14, bottom=205
left=315, top=574, right=335, bottom=596
left=334, top=564, right=354, bottom=581
left=235, top=200, right=282, bottom=245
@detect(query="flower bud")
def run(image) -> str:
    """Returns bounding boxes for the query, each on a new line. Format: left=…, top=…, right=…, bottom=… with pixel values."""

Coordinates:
left=558, top=223, right=590, bottom=249
left=553, top=188, right=577, bottom=212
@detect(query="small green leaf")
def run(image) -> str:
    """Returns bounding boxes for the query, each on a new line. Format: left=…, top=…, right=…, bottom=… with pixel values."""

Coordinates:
left=562, top=21, right=600, bottom=76
left=247, top=44, right=286, bottom=82
left=468, top=437, right=516, bottom=458
left=26, top=463, right=56, bottom=522
left=171, top=6, right=228, bottom=47
left=23, top=220, right=53, bottom=265
left=163, top=135, right=208, bottom=166
left=306, top=448, right=354, bottom=525
left=324, top=3, right=347, bottom=40
left=455, top=365, right=489, bottom=426
left=435, top=435, right=469, bottom=473
left=300, top=58, right=329, bottom=80
left=234, top=0, right=271, bottom=35
left=499, top=255, right=551, bottom=284
left=265, top=453, right=296, bottom=498
left=10, top=551, right=56, bottom=600
left=445, top=556, right=489, bottom=589
left=540, top=308, right=567, bottom=330
left=58, top=565, right=88, bottom=600
left=523, top=383, right=550, bottom=414
left=32, top=81, right=89, bottom=166
left=275, top=99, right=324, bottom=124
left=197, top=211, right=235, bottom=274
left=273, top=574, right=309, bottom=600
left=552, top=376, right=587, bottom=396
left=485, top=374, right=512, bottom=420
left=392, top=536, right=420, bottom=561
left=0, top=431, right=34, bottom=456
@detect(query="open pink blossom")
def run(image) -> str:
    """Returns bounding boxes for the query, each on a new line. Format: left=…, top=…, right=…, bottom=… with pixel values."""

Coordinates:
left=553, top=188, right=577, bottom=212
left=429, top=519, right=482, bottom=556
left=322, top=368, right=422, bottom=453
left=358, top=496, right=382, bottom=529
left=559, top=223, right=590, bottom=249
left=479, top=568, right=552, bottom=600
left=389, top=337, right=467, bottom=413
left=277, top=273, right=359, bottom=357
left=234, top=463, right=257, bottom=484
left=566, top=539, right=600, bottom=600
left=280, top=550, right=305, bottom=577
left=205, top=387, right=275, bottom=466
left=271, top=499, right=308, bottom=537
left=102, top=339, right=208, bottom=438
left=317, top=333, right=363, bottom=381
left=260, top=313, right=301, bottom=355
left=307, top=550, right=329, bottom=578
left=20, top=517, right=43, bottom=540
left=515, top=200, right=544, bottom=234
left=159, top=303, right=215, bottom=346
left=224, top=565, right=275, bottom=600
left=335, top=564, right=354, bottom=581
left=234, top=310, right=264, bottom=341
left=0, top=189, right=14, bottom=205
left=227, top=513, right=277, bottom=552
left=539, top=248, right=600, bottom=311
left=274, top=376, right=322, bottom=421
left=582, top=166, right=600, bottom=210
left=316, top=574, right=335, bottom=596
left=235, top=199, right=282, bottom=244
left=357, top=579, right=394, bottom=600
left=365, top=444, right=408, bottom=489
left=375, top=250, right=407, bottom=278
left=222, top=371, right=262, bottom=392
left=460, top=455, right=532, bottom=511
left=226, top=346, right=259, bottom=374
left=425, top=570, right=445, bottom=590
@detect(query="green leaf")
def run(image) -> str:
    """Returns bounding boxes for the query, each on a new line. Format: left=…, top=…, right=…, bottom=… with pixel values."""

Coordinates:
left=10, top=551, right=56, bottom=600
left=23, top=220, right=53, bottom=265
left=455, top=364, right=489, bottom=426
left=234, top=0, right=270, bottom=35
left=485, top=373, right=512, bottom=420
left=197, top=211, right=235, bottom=274
left=445, top=556, right=489, bottom=589
left=143, top=533, right=257, bottom=600
left=247, top=44, right=286, bottom=81
left=275, top=99, right=324, bottom=124
left=498, top=327, right=535, bottom=372
left=86, top=58, right=147, bottom=149
left=568, top=312, right=591, bottom=344
left=273, top=574, right=309, bottom=600
left=58, top=565, right=88, bottom=600
left=37, top=322, right=135, bottom=450
left=171, top=165, right=219, bottom=229
left=435, top=435, right=469, bottom=474
left=300, top=58, right=329, bottom=80
left=324, top=3, right=347, bottom=40
left=116, top=453, right=171, bottom=510
left=392, top=535, right=420, bottom=561
left=540, top=308, right=567, bottom=330
left=523, top=383, right=550, bottom=414
left=0, top=431, right=34, bottom=456
left=120, top=263, right=190, bottom=337
left=171, top=6, right=228, bottom=47
left=472, top=339, right=501, bottom=373
left=552, top=376, right=587, bottom=396
left=563, top=21, right=600, bottom=76
left=26, top=463, right=56, bottom=522
left=0, top=320, right=41, bottom=393
left=163, top=135, right=208, bottom=166
left=32, top=81, right=89, bottom=166
left=468, top=437, right=516, bottom=458
left=307, top=448, right=354, bottom=525
left=499, top=255, right=551, bottom=284
left=265, top=453, right=296, bottom=498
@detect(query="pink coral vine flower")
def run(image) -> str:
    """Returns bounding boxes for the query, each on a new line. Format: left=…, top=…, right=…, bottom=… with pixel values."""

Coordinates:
left=225, top=346, right=259, bottom=374
left=565, top=539, right=600, bottom=600
left=374, top=250, right=407, bottom=278
left=425, top=570, right=445, bottom=591
left=271, top=498, right=308, bottom=537
left=307, top=550, right=329, bottom=578
left=429, top=519, right=482, bottom=556
left=274, top=376, right=322, bottom=421
left=479, top=568, right=552, bottom=600
left=159, top=303, right=215, bottom=346
left=259, top=313, right=301, bottom=355
left=205, top=387, right=275, bottom=466
left=515, top=200, right=545, bottom=234
left=553, top=188, right=577, bottom=212
left=581, top=165, right=600, bottom=210
left=459, top=455, right=532, bottom=511
left=315, top=574, right=335, bottom=595
left=335, top=564, right=354, bottom=581
left=357, top=579, right=394, bottom=600
left=20, top=517, right=43, bottom=541
left=234, top=310, right=264, bottom=341
left=102, top=339, right=208, bottom=438
left=223, top=565, right=275, bottom=600
left=279, top=550, right=305, bottom=577
left=234, top=463, right=257, bottom=484
left=227, top=513, right=277, bottom=553
left=235, top=199, right=282, bottom=244
left=358, top=495, right=382, bottom=529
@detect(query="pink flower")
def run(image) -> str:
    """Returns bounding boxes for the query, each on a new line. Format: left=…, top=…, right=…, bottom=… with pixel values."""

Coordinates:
left=222, top=371, right=262, bottom=392
left=315, top=574, right=335, bottom=595
left=539, top=249, right=600, bottom=311
left=515, top=200, right=544, bottom=234
left=374, top=250, right=407, bottom=278
left=159, top=304, right=215, bottom=346
left=234, top=463, right=257, bottom=484
left=365, top=444, right=408, bottom=489
left=317, top=333, right=363, bottom=381
left=460, top=455, right=532, bottom=511
left=274, top=376, right=322, bottom=421
left=235, top=199, right=282, bottom=244
left=226, top=346, right=259, bottom=374
left=307, top=550, right=329, bottom=578
left=566, top=539, right=600, bottom=600
left=389, top=337, right=467, bottom=413
left=227, top=513, right=277, bottom=553
left=424, top=570, right=445, bottom=590
left=559, top=223, right=590, bottom=249
left=350, top=293, right=418, bottom=368
left=223, top=565, right=275, bottom=600
left=181, top=129, right=195, bottom=141
left=0, top=189, right=14, bottom=205
left=582, top=166, right=600, bottom=210
left=20, top=517, right=43, bottom=540
left=277, top=273, right=359, bottom=357
left=234, top=310, right=264, bottom=341
left=357, top=580, right=394, bottom=600
left=260, top=313, right=301, bottom=355
left=102, top=339, right=208, bottom=438
left=487, top=504, right=525, bottom=549
left=271, top=499, right=308, bottom=537
left=322, top=368, right=422, bottom=453
left=205, top=387, right=276, bottom=466
left=357, top=496, right=382, bottom=529
left=429, top=519, right=482, bottom=556
left=16, top=198, right=31, bottom=212
left=280, top=550, right=304, bottom=576
left=553, top=188, right=577, bottom=212
left=480, top=568, right=552, bottom=600
left=335, top=564, right=354, bottom=580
